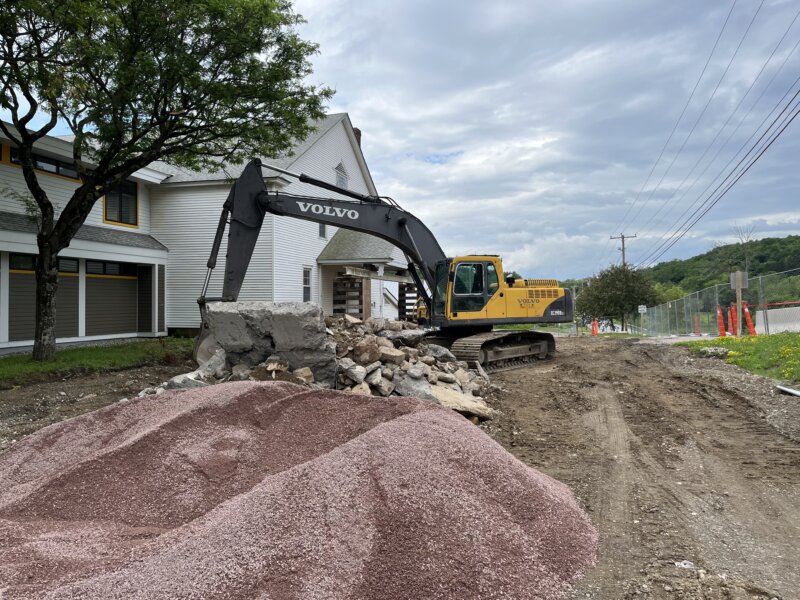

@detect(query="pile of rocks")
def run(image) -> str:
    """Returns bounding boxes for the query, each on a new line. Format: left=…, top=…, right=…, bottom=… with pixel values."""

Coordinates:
left=328, top=314, right=495, bottom=420
left=147, top=302, right=495, bottom=421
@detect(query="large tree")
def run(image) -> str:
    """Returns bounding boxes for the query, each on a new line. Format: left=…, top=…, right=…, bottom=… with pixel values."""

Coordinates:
left=0, top=0, right=331, bottom=360
left=575, top=265, right=657, bottom=330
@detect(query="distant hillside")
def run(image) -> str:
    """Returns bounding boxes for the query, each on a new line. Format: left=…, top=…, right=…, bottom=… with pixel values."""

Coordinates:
left=646, top=235, right=800, bottom=291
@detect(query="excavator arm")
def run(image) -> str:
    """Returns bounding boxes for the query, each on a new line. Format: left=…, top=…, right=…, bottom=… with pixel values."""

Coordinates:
left=199, top=159, right=446, bottom=313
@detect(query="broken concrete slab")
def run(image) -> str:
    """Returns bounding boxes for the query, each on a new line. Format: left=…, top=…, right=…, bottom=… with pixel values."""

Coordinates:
left=379, top=347, right=406, bottom=365
left=430, top=386, right=496, bottom=420
left=205, top=302, right=336, bottom=387
left=166, top=372, right=208, bottom=390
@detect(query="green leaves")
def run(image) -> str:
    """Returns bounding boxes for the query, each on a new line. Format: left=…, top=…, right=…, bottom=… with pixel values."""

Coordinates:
left=575, top=265, right=658, bottom=323
left=3, top=0, right=332, bottom=175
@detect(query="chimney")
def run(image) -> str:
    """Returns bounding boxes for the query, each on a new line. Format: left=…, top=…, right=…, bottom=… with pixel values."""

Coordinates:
left=353, top=127, right=362, bottom=147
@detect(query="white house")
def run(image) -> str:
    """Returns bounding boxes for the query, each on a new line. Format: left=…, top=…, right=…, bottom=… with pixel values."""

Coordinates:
left=0, top=113, right=408, bottom=349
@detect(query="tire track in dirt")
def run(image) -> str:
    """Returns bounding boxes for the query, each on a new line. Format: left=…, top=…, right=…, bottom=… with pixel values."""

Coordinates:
left=487, top=337, right=799, bottom=599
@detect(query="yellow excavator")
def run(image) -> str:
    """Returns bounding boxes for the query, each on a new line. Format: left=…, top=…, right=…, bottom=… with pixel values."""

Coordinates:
left=197, top=159, right=572, bottom=372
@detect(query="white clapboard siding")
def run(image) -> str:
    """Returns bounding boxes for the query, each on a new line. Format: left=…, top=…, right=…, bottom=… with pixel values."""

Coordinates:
left=150, top=184, right=275, bottom=328
left=0, top=163, right=78, bottom=217
left=0, top=162, right=152, bottom=234
left=272, top=120, right=372, bottom=303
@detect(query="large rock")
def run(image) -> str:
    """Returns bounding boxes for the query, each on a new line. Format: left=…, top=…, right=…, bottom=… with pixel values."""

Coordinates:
left=205, top=302, right=335, bottom=387
left=196, top=348, right=228, bottom=380
left=425, top=343, right=457, bottom=363
left=371, top=376, right=395, bottom=397
left=430, top=387, right=496, bottom=420
left=353, top=335, right=382, bottom=365
left=379, top=329, right=427, bottom=347
left=393, top=372, right=436, bottom=401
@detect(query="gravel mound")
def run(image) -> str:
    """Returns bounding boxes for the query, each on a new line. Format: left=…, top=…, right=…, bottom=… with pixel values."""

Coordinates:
left=0, top=381, right=596, bottom=599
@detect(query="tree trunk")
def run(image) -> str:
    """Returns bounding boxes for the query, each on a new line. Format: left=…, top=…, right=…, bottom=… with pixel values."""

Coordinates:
left=32, top=247, right=59, bottom=362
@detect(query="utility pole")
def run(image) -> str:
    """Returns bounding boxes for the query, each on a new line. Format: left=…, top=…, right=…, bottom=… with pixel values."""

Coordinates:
left=610, top=233, right=636, bottom=267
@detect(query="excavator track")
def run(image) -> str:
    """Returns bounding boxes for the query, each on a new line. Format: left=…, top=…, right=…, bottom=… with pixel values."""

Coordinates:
left=427, top=330, right=556, bottom=373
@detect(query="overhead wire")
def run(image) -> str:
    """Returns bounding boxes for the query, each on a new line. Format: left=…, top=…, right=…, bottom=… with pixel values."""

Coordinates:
left=594, top=0, right=739, bottom=269
left=622, top=0, right=765, bottom=233
left=639, top=102, right=800, bottom=266
left=636, top=82, right=800, bottom=267
left=633, top=7, right=800, bottom=247
left=635, top=66, right=800, bottom=266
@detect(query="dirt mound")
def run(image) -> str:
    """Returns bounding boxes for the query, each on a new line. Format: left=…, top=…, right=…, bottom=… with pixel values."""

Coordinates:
left=0, top=381, right=596, bottom=599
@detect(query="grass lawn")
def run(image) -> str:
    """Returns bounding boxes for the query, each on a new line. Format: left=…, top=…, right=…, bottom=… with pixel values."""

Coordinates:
left=678, top=332, right=800, bottom=384
left=0, top=337, right=194, bottom=385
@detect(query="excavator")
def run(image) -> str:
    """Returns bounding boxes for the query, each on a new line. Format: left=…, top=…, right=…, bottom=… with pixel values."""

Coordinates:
left=197, top=159, right=572, bottom=372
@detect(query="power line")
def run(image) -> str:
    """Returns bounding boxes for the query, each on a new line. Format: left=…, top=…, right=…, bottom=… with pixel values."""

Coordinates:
left=637, top=88, right=800, bottom=267
left=624, top=0, right=765, bottom=232
left=636, top=70, right=800, bottom=265
left=594, top=0, right=739, bottom=269
left=640, top=104, right=799, bottom=266
left=634, top=7, right=800, bottom=246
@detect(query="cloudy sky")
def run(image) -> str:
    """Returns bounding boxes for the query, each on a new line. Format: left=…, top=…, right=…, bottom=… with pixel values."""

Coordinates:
left=294, top=0, right=800, bottom=278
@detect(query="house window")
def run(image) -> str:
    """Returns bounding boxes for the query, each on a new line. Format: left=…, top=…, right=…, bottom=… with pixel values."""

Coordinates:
left=10, top=148, right=79, bottom=179
left=86, top=260, right=136, bottom=277
left=335, top=162, right=348, bottom=190
left=58, top=258, right=79, bottom=273
left=9, top=254, right=35, bottom=271
left=104, top=180, right=138, bottom=226
left=9, top=254, right=79, bottom=273
left=302, top=268, right=312, bottom=302
left=319, top=223, right=327, bottom=238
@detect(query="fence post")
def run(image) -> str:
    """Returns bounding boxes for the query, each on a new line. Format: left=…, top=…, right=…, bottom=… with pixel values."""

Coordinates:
left=759, top=276, right=770, bottom=335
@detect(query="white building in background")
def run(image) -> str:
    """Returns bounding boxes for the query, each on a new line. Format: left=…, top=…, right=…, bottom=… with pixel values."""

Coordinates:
left=0, top=113, right=408, bottom=349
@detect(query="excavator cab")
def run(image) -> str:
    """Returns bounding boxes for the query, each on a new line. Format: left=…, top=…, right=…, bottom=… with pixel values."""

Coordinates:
left=430, top=256, right=572, bottom=330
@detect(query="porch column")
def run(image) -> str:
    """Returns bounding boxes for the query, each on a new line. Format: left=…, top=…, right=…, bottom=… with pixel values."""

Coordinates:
left=78, top=259, right=86, bottom=337
left=0, top=252, right=9, bottom=343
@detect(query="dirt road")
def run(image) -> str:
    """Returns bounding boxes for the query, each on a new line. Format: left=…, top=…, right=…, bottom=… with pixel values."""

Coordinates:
left=488, top=337, right=799, bottom=599
left=1, top=338, right=797, bottom=598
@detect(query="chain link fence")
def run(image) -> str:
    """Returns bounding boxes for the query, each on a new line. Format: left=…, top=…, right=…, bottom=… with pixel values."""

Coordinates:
left=640, top=267, right=800, bottom=337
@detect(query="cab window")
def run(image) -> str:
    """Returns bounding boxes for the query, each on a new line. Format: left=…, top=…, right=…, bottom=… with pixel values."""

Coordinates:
left=453, top=263, right=483, bottom=295
left=487, top=263, right=499, bottom=295
left=452, top=263, right=486, bottom=312
left=433, top=261, right=448, bottom=315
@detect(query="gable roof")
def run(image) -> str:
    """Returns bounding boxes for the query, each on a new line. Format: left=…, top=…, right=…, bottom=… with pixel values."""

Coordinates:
left=150, top=114, right=348, bottom=184
left=317, top=228, right=397, bottom=264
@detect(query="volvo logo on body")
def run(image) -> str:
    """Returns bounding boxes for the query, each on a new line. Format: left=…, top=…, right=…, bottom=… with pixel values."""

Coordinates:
left=296, top=201, right=359, bottom=220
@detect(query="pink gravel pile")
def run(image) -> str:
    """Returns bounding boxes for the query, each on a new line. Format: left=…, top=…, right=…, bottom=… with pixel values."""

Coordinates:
left=0, top=381, right=596, bottom=599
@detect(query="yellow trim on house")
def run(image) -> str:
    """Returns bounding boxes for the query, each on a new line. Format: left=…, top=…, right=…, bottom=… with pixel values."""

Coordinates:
left=102, top=181, right=140, bottom=229
left=85, top=273, right=137, bottom=280
left=0, top=143, right=82, bottom=183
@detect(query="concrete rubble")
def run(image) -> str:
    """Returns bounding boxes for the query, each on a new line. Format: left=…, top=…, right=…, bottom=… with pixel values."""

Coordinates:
left=144, top=301, right=496, bottom=421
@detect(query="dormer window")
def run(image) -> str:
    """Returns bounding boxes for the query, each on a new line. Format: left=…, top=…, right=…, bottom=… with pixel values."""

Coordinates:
left=335, top=162, right=349, bottom=190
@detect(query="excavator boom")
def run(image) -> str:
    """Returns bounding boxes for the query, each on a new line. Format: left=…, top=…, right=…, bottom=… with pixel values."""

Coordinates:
left=197, top=158, right=572, bottom=371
